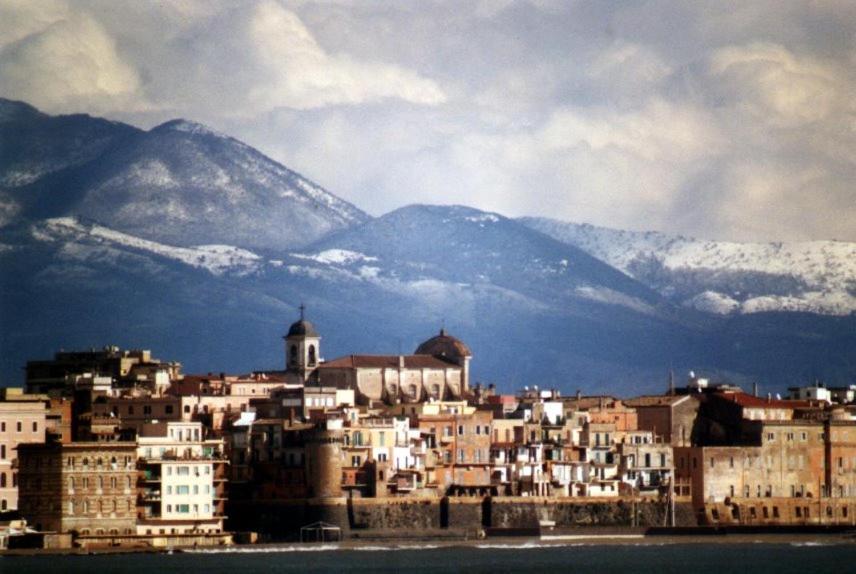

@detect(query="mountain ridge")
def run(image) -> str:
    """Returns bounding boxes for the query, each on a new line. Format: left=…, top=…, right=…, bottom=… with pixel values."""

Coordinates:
left=1, top=100, right=855, bottom=395
left=520, top=216, right=856, bottom=316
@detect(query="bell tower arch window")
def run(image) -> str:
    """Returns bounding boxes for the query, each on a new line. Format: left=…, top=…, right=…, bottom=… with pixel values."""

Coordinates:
left=308, top=345, right=317, bottom=367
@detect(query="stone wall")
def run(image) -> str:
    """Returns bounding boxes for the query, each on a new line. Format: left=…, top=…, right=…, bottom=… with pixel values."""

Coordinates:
left=229, top=497, right=696, bottom=540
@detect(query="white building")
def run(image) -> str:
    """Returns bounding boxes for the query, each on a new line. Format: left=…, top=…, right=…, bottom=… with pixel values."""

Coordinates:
left=137, top=421, right=227, bottom=535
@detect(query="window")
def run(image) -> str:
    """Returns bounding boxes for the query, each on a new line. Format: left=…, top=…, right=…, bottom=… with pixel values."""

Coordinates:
left=177, top=466, right=190, bottom=476
left=308, top=345, right=317, bottom=366
left=16, top=421, right=22, bottom=432
left=165, top=405, right=174, bottom=415
left=0, top=445, right=4, bottom=459
left=458, top=449, right=464, bottom=463
left=32, top=421, right=38, bottom=432
left=143, top=405, right=152, bottom=415
left=177, top=485, right=190, bottom=495
left=710, top=458, right=715, bottom=468
left=184, top=405, right=191, bottom=414
left=458, top=425, right=464, bottom=435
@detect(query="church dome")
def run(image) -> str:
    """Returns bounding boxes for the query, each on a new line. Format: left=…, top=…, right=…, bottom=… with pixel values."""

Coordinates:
left=415, top=329, right=472, bottom=359
left=287, top=319, right=318, bottom=338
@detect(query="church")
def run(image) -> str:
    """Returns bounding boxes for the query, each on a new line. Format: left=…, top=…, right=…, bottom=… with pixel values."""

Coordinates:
left=282, top=308, right=471, bottom=405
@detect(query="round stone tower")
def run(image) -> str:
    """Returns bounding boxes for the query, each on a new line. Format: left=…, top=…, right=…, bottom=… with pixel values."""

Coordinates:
left=304, top=418, right=344, bottom=499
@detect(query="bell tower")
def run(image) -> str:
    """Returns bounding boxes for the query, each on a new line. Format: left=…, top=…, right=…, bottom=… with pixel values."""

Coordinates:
left=284, top=304, right=321, bottom=381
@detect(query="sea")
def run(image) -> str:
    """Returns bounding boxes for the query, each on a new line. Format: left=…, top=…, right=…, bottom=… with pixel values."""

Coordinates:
left=3, top=538, right=856, bottom=573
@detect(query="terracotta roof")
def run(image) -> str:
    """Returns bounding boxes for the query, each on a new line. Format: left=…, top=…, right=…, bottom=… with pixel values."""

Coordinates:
left=415, top=329, right=472, bottom=358
left=319, top=354, right=459, bottom=370
left=717, top=392, right=816, bottom=409
left=624, top=395, right=691, bottom=407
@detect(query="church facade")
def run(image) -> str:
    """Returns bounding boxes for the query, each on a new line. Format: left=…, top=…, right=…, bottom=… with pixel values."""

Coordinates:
left=283, top=311, right=471, bottom=405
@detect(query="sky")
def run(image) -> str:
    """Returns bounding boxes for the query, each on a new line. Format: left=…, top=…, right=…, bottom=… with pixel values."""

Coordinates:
left=2, top=0, right=855, bottom=242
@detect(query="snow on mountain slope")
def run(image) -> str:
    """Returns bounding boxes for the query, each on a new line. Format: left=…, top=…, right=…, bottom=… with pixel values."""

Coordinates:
left=32, top=217, right=264, bottom=276
left=2, top=102, right=368, bottom=251
left=521, top=217, right=856, bottom=316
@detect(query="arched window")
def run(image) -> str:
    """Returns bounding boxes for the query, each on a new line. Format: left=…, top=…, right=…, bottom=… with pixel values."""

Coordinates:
left=98, top=476, right=104, bottom=490
left=409, top=384, right=418, bottom=397
left=353, top=431, right=363, bottom=446
left=308, top=345, right=317, bottom=366
left=82, top=457, right=89, bottom=468
left=111, top=477, right=117, bottom=489
left=432, top=384, right=441, bottom=396
left=0, top=473, right=5, bottom=488
left=68, top=477, right=74, bottom=491
left=290, top=345, right=298, bottom=366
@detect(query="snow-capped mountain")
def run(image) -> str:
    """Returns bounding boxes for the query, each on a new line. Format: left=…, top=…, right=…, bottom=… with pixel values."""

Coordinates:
left=2, top=99, right=855, bottom=395
left=520, top=217, right=856, bottom=316
left=0, top=98, right=367, bottom=251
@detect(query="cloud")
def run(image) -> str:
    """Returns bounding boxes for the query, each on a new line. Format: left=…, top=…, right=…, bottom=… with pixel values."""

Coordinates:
left=3, top=1, right=856, bottom=242
left=246, top=1, right=446, bottom=110
left=709, top=43, right=846, bottom=128
left=0, top=9, right=145, bottom=114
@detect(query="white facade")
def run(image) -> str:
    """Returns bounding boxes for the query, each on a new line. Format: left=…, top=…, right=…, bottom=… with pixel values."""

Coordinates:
left=137, top=421, right=224, bottom=535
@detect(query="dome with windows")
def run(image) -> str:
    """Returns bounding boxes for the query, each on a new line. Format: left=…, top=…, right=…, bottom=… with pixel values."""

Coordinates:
left=415, top=328, right=471, bottom=360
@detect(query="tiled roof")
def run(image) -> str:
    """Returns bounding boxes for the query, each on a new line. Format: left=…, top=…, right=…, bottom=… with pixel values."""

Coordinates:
left=624, top=395, right=691, bottom=407
left=716, top=392, right=816, bottom=409
left=318, top=355, right=459, bottom=370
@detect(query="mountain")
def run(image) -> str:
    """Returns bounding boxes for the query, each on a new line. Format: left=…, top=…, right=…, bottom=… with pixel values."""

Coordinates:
left=0, top=98, right=368, bottom=251
left=1, top=100, right=855, bottom=396
left=520, top=217, right=856, bottom=317
left=1, top=209, right=701, bottom=393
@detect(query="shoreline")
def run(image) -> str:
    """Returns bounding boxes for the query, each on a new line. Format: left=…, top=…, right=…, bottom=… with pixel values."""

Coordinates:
left=4, top=531, right=856, bottom=557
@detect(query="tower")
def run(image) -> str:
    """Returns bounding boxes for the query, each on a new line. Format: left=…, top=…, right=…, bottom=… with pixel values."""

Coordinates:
left=284, top=304, right=321, bottom=381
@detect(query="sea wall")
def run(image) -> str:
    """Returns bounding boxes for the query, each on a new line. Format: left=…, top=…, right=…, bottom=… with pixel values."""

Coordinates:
left=229, top=497, right=696, bottom=540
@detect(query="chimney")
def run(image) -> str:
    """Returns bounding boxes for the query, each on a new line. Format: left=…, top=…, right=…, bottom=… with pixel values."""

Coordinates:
left=399, top=355, right=405, bottom=369
left=576, top=389, right=582, bottom=401
left=767, top=393, right=772, bottom=404
left=753, top=382, right=759, bottom=397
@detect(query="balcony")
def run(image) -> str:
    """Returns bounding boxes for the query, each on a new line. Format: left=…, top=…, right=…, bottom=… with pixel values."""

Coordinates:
left=140, top=490, right=162, bottom=502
